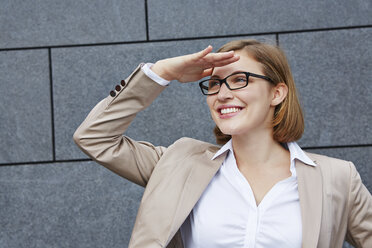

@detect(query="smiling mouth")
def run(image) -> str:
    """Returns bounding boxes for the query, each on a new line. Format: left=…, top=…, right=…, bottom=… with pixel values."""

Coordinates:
left=219, top=107, right=242, bottom=115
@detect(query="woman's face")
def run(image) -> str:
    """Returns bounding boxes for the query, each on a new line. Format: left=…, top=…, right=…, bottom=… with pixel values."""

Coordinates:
left=206, top=51, right=277, bottom=138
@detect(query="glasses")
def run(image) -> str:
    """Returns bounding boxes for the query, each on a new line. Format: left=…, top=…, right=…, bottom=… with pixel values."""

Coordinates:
left=199, top=72, right=274, bottom=95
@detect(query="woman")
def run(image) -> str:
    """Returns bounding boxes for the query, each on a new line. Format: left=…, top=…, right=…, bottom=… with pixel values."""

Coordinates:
left=73, top=39, right=372, bottom=248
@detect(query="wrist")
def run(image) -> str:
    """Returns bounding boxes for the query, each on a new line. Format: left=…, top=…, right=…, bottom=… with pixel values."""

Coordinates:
left=151, top=60, right=175, bottom=81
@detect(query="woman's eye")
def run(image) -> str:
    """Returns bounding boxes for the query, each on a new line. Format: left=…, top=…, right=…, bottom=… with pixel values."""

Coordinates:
left=232, top=77, right=247, bottom=83
left=209, top=80, right=220, bottom=88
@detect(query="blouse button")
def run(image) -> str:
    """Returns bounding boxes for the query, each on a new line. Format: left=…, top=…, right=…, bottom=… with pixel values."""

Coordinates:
left=110, top=90, right=116, bottom=97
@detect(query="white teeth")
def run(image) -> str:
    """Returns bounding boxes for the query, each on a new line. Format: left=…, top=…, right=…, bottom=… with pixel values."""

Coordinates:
left=221, top=107, right=241, bottom=114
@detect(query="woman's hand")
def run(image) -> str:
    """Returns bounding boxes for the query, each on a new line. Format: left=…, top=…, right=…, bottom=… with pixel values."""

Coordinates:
left=151, top=46, right=240, bottom=83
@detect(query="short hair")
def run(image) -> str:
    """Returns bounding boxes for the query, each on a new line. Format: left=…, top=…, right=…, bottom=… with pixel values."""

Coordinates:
left=213, top=39, right=304, bottom=145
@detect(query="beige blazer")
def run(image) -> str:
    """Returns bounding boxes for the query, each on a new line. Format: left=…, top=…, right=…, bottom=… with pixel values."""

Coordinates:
left=74, top=65, right=372, bottom=248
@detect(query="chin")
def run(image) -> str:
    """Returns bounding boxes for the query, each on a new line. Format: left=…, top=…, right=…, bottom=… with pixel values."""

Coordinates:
left=217, top=125, right=245, bottom=136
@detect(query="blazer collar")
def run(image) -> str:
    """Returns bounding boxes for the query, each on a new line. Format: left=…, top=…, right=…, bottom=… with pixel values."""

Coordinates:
left=296, top=156, right=323, bottom=248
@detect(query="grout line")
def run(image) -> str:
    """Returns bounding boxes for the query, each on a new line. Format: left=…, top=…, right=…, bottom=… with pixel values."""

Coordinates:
left=0, top=144, right=371, bottom=167
left=275, top=33, right=279, bottom=46
left=0, top=158, right=92, bottom=167
left=48, top=48, right=56, bottom=161
left=0, top=40, right=148, bottom=51
left=303, top=144, right=372, bottom=150
left=144, top=0, right=150, bottom=41
left=0, top=25, right=371, bottom=51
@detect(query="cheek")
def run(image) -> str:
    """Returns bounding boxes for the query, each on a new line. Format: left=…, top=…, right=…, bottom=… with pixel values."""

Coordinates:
left=206, top=96, right=214, bottom=111
left=235, top=90, right=256, bottom=104
left=244, top=85, right=273, bottom=105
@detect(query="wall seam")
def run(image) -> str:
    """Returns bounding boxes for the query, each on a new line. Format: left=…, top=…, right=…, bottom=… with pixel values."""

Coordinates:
left=145, top=0, right=149, bottom=41
left=48, top=48, right=56, bottom=161
left=1, top=144, right=371, bottom=167
left=0, top=158, right=92, bottom=167
left=0, top=25, right=371, bottom=52
left=275, top=33, right=279, bottom=46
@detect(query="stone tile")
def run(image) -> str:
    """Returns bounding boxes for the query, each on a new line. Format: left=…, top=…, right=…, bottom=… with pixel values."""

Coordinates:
left=279, top=29, right=372, bottom=147
left=52, top=35, right=275, bottom=160
left=148, top=0, right=372, bottom=39
left=0, top=0, right=146, bottom=48
left=0, top=161, right=143, bottom=248
left=0, top=49, right=52, bottom=163
left=304, top=146, right=372, bottom=193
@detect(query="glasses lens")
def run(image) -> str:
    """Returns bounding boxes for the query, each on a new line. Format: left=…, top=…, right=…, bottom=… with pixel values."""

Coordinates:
left=201, top=79, right=220, bottom=95
left=200, top=73, right=248, bottom=95
left=226, top=73, right=248, bottom=89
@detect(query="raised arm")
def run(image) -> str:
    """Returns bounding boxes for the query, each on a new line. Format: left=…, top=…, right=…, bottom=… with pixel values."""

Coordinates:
left=73, top=47, right=239, bottom=187
left=73, top=66, right=166, bottom=187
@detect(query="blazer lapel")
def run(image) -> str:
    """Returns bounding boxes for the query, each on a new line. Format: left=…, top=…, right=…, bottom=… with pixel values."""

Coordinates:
left=296, top=159, right=323, bottom=248
left=164, top=148, right=226, bottom=246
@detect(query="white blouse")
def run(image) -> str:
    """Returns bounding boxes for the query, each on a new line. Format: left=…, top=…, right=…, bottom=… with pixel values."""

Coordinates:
left=180, top=141, right=316, bottom=248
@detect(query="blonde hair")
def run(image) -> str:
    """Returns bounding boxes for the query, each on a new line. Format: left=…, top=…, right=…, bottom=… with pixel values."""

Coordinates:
left=213, top=39, right=304, bottom=145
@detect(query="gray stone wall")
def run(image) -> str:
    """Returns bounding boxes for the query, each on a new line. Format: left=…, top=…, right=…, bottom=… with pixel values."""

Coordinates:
left=0, top=1, right=370, bottom=247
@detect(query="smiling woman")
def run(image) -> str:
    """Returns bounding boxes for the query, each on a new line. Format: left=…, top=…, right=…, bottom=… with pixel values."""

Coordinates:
left=73, top=39, right=372, bottom=248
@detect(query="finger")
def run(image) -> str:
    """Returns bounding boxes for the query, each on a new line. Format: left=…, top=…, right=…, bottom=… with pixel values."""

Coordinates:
left=210, top=54, right=240, bottom=67
left=194, top=45, right=213, bottom=59
left=199, top=54, right=239, bottom=70
left=203, top=50, right=235, bottom=63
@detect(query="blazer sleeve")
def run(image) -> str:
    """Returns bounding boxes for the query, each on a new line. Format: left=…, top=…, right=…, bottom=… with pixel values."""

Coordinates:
left=73, top=65, right=167, bottom=187
left=345, top=162, right=372, bottom=247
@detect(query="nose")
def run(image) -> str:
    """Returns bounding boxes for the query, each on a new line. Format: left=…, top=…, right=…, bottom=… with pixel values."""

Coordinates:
left=217, top=82, right=233, bottom=101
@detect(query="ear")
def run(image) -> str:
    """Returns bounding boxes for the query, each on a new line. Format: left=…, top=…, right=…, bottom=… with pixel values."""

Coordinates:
left=271, top=82, right=288, bottom=106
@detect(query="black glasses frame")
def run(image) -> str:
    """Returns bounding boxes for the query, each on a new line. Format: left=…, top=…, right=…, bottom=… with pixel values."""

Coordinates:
left=199, top=72, right=274, bottom=95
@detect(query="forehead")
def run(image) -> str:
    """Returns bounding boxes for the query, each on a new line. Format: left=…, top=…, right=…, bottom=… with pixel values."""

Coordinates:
left=212, top=51, right=263, bottom=77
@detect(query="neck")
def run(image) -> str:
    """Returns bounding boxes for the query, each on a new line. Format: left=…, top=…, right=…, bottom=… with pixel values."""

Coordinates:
left=231, top=129, right=289, bottom=170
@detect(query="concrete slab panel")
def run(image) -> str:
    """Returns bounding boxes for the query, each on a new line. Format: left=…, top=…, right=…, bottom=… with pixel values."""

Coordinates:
left=148, top=0, right=372, bottom=39
left=0, top=161, right=143, bottom=248
left=0, top=49, right=52, bottom=163
left=279, top=29, right=372, bottom=147
left=0, top=0, right=146, bottom=48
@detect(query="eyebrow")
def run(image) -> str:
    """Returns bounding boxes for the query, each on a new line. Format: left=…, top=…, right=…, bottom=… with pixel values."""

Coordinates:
left=210, top=71, right=246, bottom=79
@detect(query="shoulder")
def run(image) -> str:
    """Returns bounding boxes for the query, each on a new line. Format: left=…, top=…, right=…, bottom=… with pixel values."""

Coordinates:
left=305, top=151, right=353, bottom=167
left=168, top=137, right=221, bottom=155
left=150, top=137, right=221, bottom=176
left=304, top=151, right=356, bottom=187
